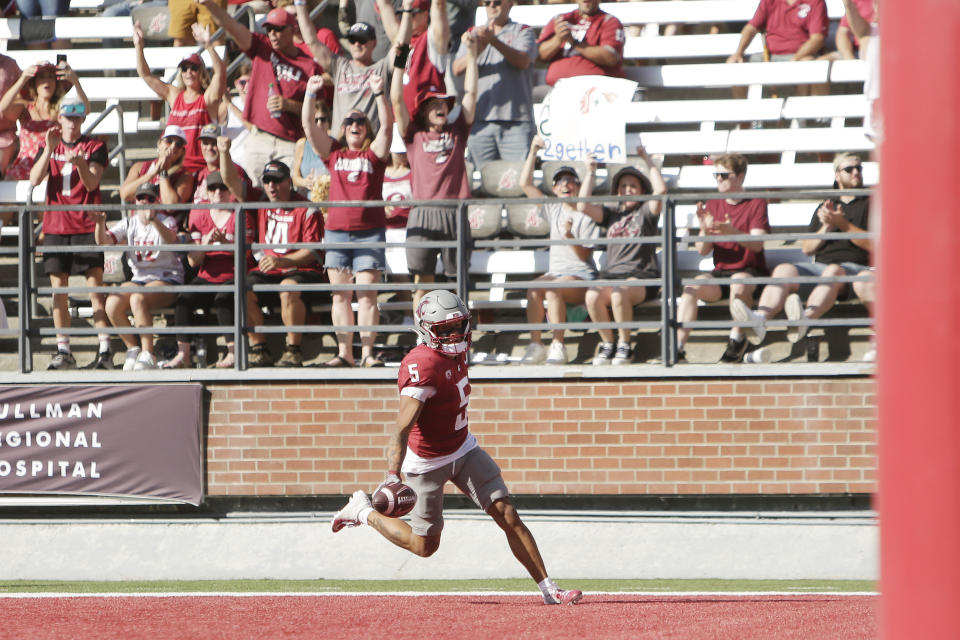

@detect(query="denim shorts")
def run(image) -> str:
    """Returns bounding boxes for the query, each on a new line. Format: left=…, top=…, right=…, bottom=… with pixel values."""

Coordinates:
left=323, top=227, right=386, bottom=273
left=795, top=261, right=872, bottom=300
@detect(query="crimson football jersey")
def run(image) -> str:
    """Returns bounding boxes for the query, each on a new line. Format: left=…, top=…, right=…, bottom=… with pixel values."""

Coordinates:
left=398, top=344, right=471, bottom=458
left=254, top=196, right=324, bottom=274
left=39, top=135, right=107, bottom=235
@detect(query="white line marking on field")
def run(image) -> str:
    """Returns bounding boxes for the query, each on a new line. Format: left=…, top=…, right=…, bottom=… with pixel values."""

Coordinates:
left=0, top=591, right=879, bottom=599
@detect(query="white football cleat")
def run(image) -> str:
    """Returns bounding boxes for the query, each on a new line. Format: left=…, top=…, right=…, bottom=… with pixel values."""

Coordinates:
left=331, top=490, right=372, bottom=533
left=544, top=586, right=583, bottom=605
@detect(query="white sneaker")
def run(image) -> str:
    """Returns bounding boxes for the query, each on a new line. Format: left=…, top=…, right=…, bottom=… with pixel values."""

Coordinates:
left=122, top=347, right=141, bottom=371
left=545, top=341, right=568, bottom=364
left=133, top=351, right=157, bottom=370
left=520, top=342, right=546, bottom=365
left=863, top=348, right=876, bottom=363
left=331, top=490, right=372, bottom=533
left=611, top=342, right=633, bottom=365
left=785, top=293, right=807, bottom=343
left=730, top=298, right=766, bottom=345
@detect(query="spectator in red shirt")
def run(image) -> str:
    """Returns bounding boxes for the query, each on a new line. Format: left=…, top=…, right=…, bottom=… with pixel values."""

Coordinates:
left=536, top=0, right=625, bottom=87
left=198, top=0, right=322, bottom=187
left=727, top=0, right=828, bottom=99
left=246, top=160, right=325, bottom=368
left=134, top=20, right=226, bottom=172
left=28, top=98, right=112, bottom=370
left=302, top=73, right=393, bottom=368
left=676, top=153, right=770, bottom=364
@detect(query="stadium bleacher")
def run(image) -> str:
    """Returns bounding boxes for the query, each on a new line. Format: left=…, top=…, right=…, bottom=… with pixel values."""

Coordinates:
left=0, top=0, right=876, bottom=371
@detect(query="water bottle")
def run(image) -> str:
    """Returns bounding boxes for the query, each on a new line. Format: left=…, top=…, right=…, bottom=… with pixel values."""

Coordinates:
left=193, top=338, right=207, bottom=368
left=268, top=83, right=282, bottom=119
left=806, top=335, right=820, bottom=362
left=743, top=347, right=771, bottom=364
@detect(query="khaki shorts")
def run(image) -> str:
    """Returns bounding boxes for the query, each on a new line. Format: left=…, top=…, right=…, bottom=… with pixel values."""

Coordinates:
left=404, top=447, right=509, bottom=537
left=168, top=0, right=228, bottom=40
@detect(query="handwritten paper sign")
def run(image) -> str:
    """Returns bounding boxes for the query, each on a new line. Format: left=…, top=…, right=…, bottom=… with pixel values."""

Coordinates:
left=536, top=75, right=638, bottom=164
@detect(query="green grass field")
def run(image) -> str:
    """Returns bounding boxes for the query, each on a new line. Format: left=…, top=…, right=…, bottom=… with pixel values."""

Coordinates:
left=0, top=579, right=877, bottom=594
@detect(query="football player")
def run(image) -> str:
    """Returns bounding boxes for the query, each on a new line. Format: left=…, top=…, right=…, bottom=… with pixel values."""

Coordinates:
left=332, top=289, right=583, bottom=605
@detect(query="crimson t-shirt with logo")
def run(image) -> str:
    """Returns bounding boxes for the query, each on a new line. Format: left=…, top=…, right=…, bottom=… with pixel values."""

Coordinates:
left=325, top=143, right=387, bottom=231
left=254, top=195, right=324, bottom=274
left=242, top=33, right=322, bottom=141
left=187, top=208, right=258, bottom=283
left=36, top=135, right=107, bottom=235
left=404, top=112, right=470, bottom=202
left=748, top=0, right=828, bottom=55
left=536, top=9, right=625, bottom=86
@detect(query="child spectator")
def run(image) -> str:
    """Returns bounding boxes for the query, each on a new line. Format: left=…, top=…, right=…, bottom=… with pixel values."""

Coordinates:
left=92, top=183, right=185, bottom=370
left=29, top=97, right=111, bottom=370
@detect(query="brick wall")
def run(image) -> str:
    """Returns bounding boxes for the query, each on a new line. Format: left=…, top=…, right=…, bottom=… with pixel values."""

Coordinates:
left=205, top=377, right=876, bottom=496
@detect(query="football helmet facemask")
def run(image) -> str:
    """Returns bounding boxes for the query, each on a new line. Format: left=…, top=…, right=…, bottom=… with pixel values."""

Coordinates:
left=414, top=290, right=471, bottom=355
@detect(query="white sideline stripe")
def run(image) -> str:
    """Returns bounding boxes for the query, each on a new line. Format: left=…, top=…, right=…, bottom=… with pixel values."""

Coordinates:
left=0, top=591, right=879, bottom=599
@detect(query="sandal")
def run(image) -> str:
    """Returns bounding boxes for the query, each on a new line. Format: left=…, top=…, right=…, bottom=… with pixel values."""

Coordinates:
left=324, top=355, right=355, bottom=367
left=361, top=355, right=385, bottom=368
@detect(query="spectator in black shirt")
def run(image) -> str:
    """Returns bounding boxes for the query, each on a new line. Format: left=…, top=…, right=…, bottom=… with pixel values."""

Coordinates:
left=730, top=153, right=873, bottom=349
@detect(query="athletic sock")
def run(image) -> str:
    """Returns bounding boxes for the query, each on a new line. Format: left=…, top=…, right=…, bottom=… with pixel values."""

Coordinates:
left=56, top=337, right=71, bottom=354
left=98, top=336, right=111, bottom=354
left=537, top=577, right=558, bottom=599
left=358, top=506, right=373, bottom=525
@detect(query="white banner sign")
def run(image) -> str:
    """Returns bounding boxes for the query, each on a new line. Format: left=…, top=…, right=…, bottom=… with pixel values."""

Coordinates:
left=536, top=75, right=638, bottom=163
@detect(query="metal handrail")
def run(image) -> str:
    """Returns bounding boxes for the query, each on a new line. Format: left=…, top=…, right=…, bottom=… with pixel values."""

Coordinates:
left=2, top=188, right=875, bottom=373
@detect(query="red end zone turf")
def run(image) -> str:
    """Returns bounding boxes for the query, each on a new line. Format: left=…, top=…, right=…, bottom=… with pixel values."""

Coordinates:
left=0, top=594, right=877, bottom=639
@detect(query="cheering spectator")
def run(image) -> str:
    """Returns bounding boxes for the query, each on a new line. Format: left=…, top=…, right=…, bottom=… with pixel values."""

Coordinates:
left=91, top=183, right=185, bottom=370
left=169, top=171, right=257, bottom=369
left=246, top=160, right=325, bottom=368
left=453, top=0, right=537, bottom=169
left=517, top=136, right=602, bottom=365
left=1, top=61, right=90, bottom=181
left=0, top=53, right=21, bottom=178
left=391, top=31, right=478, bottom=309
left=190, top=124, right=249, bottom=205
left=292, top=99, right=332, bottom=199
left=120, top=126, right=195, bottom=229
left=343, top=0, right=394, bottom=62
left=583, top=145, right=667, bottom=366
left=134, top=21, right=226, bottom=172
left=730, top=153, right=873, bottom=353
left=386, top=0, right=454, bottom=119
left=28, top=98, right=111, bottom=370
left=676, top=153, right=770, bottom=363
left=536, top=0, right=625, bottom=87
left=198, top=0, right=322, bottom=187
left=303, top=74, right=392, bottom=367
left=295, top=3, right=394, bottom=133
left=168, top=0, right=227, bottom=46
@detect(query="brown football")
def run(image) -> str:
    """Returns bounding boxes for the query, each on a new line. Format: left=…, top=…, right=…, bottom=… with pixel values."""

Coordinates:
left=372, top=482, right=417, bottom=517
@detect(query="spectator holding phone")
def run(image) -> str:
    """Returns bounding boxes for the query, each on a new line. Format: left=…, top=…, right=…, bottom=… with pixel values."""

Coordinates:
left=1, top=59, right=90, bottom=181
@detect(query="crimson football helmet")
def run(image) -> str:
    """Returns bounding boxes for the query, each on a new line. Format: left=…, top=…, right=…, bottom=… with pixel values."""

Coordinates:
left=414, top=290, right=471, bottom=355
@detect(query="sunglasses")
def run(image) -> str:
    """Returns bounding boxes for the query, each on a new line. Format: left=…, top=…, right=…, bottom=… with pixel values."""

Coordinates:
left=347, top=36, right=371, bottom=44
left=840, top=165, right=863, bottom=174
left=163, top=137, right=186, bottom=148
left=483, top=0, right=502, bottom=6
left=135, top=195, right=157, bottom=203
left=180, top=63, right=200, bottom=72
left=315, top=116, right=329, bottom=123
left=714, top=172, right=732, bottom=180
left=60, top=103, right=85, bottom=117
left=263, top=23, right=288, bottom=34
left=395, top=8, right=423, bottom=15
left=343, top=115, right=367, bottom=126
left=207, top=184, right=230, bottom=193
left=262, top=176, right=285, bottom=185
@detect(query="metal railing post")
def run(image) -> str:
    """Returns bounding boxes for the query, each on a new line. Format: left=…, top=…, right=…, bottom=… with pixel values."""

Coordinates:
left=456, top=201, right=469, bottom=304
left=234, top=205, right=248, bottom=370
left=17, top=207, right=33, bottom=373
left=662, top=196, right=677, bottom=367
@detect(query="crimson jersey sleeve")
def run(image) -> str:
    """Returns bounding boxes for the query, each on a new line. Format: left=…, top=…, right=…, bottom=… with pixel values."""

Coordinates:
left=398, top=345, right=471, bottom=458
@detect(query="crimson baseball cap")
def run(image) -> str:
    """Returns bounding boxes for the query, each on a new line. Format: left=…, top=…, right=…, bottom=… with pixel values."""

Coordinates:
left=264, top=8, right=294, bottom=28
left=179, top=53, right=203, bottom=69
